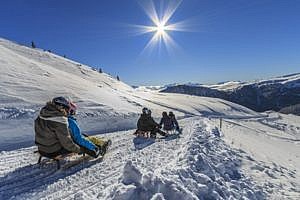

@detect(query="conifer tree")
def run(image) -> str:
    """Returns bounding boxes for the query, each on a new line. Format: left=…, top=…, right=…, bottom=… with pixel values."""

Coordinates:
left=31, top=41, right=36, bottom=48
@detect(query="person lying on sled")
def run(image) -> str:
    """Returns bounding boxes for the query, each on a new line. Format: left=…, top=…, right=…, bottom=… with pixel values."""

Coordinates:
left=137, top=107, right=166, bottom=138
left=35, top=97, right=82, bottom=158
left=68, top=101, right=110, bottom=157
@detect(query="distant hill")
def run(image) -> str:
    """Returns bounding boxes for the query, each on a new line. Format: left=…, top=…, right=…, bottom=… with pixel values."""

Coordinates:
left=161, top=73, right=300, bottom=114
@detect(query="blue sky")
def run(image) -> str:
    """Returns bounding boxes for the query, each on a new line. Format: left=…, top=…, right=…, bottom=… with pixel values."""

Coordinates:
left=0, top=0, right=300, bottom=85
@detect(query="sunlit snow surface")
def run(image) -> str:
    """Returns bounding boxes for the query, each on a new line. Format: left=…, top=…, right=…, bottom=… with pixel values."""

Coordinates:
left=0, top=38, right=299, bottom=199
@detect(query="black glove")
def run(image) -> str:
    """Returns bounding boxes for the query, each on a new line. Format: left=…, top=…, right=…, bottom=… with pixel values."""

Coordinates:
left=94, top=147, right=101, bottom=158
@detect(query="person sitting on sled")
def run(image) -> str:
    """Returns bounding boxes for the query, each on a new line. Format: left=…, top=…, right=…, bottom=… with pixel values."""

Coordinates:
left=159, top=111, right=175, bottom=131
left=169, top=111, right=180, bottom=131
left=35, top=97, right=82, bottom=158
left=137, top=107, right=166, bottom=138
left=68, top=102, right=111, bottom=157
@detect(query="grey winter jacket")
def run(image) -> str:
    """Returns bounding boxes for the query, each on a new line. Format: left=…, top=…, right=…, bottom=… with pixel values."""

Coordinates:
left=35, top=102, right=81, bottom=154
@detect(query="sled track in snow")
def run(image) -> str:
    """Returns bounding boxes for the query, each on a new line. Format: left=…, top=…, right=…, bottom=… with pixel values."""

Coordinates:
left=58, top=167, right=121, bottom=200
left=0, top=163, right=56, bottom=189
left=0, top=130, right=134, bottom=199
left=38, top=130, right=137, bottom=200
left=42, top=145, right=129, bottom=199
left=0, top=118, right=272, bottom=199
left=0, top=168, right=58, bottom=198
left=0, top=122, right=190, bottom=200
left=59, top=134, right=188, bottom=200
left=42, top=130, right=170, bottom=200
left=0, top=151, right=33, bottom=161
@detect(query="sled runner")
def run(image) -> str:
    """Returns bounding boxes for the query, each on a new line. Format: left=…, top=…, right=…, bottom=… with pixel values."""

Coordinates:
left=36, top=151, right=79, bottom=170
left=133, top=130, right=152, bottom=138
left=36, top=137, right=112, bottom=169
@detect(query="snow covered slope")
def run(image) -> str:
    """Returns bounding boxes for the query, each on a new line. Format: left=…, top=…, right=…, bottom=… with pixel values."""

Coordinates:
left=0, top=117, right=265, bottom=200
left=0, top=38, right=259, bottom=150
left=1, top=38, right=299, bottom=199
left=204, top=73, right=300, bottom=92
left=210, top=112, right=300, bottom=199
left=1, top=116, right=299, bottom=199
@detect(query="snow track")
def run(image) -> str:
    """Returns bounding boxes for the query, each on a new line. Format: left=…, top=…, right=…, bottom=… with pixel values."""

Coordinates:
left=0, top=117, right=266, bottom=200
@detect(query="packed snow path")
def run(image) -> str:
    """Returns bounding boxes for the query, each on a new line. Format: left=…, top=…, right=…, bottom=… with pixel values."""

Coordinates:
left=1, top=117, right=266, bottom=199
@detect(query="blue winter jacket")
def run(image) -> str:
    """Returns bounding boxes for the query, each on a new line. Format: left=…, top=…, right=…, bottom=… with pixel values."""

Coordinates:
left=68, top=116, right=97, bottom=151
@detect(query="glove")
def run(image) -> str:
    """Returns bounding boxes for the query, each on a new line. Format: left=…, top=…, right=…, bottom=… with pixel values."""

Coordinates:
left=94, top=147, right=101, bottom=158
left=176, top=126, right=180, bottom=131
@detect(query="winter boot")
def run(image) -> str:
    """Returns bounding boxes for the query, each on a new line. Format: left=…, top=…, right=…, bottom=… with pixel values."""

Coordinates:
left=99, top=139, right=112, bottom=156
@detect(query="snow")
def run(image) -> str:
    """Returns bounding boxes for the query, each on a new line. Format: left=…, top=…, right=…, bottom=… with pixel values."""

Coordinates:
left=209, top=112, right=300, bottom=198
left=169, top=73, right=300, bottom=92
left=0, top=37, right=260, bottom=150
left=111, top=118, right=264, bottom=200
left=232, top=73, right=300, bottom=90
left=205, top=81, right=243, bottom=91
left=0, top=118, right=266, bottom=200
left=0, top=38, right=299, bottom=199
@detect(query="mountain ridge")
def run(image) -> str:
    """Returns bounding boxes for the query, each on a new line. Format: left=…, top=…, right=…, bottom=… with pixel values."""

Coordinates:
left=161, top=72, right=300, bottom=113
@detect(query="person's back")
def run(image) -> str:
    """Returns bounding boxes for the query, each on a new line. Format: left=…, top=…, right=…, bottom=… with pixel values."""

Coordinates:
left=137, top=108, right=166, bottom=138
left=159, top=112, right=174, bottom=131
left=169, top=111, right=179, bottom=131
left=35, top=97, right=81, bottom=157
left=137, top=113, right=157, bottom=131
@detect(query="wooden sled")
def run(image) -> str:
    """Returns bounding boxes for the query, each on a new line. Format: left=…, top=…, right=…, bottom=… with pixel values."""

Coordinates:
left=133, top=130, right=151, bottom=138
left=35, top=151, right=85, bottom=170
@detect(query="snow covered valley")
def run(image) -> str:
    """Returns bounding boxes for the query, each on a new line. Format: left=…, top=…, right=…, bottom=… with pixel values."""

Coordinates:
left=0, top=38, right=300, bottom=199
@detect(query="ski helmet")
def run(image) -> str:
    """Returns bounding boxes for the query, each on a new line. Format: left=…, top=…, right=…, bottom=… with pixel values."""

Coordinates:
left=169, top=111, right=174, bottom=117
left=52, top=96, right=70, bottom=109
left=142, top=107, right=148, bottom=114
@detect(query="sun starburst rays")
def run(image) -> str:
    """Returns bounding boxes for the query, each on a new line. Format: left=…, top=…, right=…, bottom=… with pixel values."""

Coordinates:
left=133, top=0, right=185, bottom=55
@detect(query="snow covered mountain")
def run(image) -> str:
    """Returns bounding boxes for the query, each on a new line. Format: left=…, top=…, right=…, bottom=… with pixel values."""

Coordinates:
left=0, top=37, right=259, bottom=151
left=161, top=73, right=300, bottom=113
left=0, top=38, right=299, bottom=199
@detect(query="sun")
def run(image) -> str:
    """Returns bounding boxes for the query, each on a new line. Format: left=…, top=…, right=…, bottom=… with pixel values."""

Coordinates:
left=155, top=22, right=167, bottom=36
left=131, top=0, right=189, bottom=54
